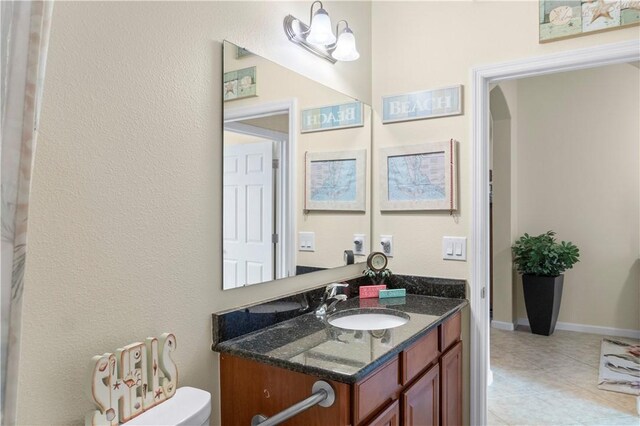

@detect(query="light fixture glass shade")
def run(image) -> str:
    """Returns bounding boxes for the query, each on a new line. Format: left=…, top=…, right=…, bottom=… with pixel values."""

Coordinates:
left=306, top=8, right=336, bottom=46
left=331, top=28, right=359, bottom=61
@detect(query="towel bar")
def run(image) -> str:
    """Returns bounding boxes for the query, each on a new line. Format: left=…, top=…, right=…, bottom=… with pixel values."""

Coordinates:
left=250, top=380, right=336, bottom=426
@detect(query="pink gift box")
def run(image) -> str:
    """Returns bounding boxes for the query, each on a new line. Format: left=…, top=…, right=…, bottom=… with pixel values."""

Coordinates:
left=359, top=285, right=387, bottom=299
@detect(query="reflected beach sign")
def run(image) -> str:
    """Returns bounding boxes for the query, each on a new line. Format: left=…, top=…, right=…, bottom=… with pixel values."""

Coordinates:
left=301, top=101, right=364, bottom=133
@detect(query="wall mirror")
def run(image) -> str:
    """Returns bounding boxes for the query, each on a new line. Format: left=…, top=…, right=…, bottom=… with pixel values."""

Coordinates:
left=222, top=40, right=372, bottom=290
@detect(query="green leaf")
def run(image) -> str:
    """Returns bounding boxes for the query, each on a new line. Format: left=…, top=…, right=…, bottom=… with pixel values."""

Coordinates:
left=511, top=231, right=580, bottom=276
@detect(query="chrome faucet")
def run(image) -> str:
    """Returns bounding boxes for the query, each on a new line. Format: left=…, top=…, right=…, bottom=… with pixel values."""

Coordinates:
left=315, top=283, right=348, bottom=316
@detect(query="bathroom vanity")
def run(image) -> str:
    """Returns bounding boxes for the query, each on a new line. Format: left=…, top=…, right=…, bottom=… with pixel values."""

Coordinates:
left=214, top=294, right=466, bottom=426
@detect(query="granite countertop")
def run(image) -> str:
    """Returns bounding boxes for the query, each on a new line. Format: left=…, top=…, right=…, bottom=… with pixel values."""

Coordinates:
left=214, top=295, right=467, bottom=384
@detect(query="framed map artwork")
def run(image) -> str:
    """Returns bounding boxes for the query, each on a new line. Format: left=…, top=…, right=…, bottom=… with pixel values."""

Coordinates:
left=539, top=0, right=640, bottom=43
left=380, top=140, right=458, bottom=211
left=305, top=150, right=366, bottom=211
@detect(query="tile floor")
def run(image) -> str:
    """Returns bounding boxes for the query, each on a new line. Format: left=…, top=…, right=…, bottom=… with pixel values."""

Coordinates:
left=488, top=327, right=639, bottom=426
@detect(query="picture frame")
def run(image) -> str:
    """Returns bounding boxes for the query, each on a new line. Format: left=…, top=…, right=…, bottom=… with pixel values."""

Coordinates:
left=305, top=150, right=366, bottom=211
left=539, top=0, right=640, bottom=43
left=380, top=140, right=458, bottom=211
left=223, top=66, right=257, bottom=101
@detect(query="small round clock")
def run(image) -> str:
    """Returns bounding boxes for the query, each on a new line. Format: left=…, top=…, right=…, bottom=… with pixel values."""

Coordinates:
left=367, top=252, right=388, bottom=272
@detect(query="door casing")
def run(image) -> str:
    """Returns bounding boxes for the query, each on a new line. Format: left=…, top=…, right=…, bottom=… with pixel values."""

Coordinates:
left=470, top=39, right=640, bottom=426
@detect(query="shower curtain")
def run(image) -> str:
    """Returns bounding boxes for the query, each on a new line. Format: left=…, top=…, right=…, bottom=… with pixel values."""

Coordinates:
left=1, top=1, right=53, bottom=424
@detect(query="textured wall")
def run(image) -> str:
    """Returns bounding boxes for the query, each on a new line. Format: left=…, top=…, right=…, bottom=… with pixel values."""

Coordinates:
left=17, top=1, right=640, bottom=425
left=18, top=2, right=371, bottom=424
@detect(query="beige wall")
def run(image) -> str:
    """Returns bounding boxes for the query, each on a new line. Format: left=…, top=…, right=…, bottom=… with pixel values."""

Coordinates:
left=371, top=2, right=638, bottom=424
left=491, top=65, right=640, bottom=332
left=17, top=1, right=640, bottom=425
left=512, top=64, right=640, bottom=331
left=371, top=0, right=638, bottom=279
left=490, top=82, right=518, bottom=326
left=17, top=2, right=371, bottom=425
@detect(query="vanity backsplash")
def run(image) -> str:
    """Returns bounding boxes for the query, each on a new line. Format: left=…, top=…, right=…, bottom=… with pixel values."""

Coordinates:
left=211, top=274, right=465, bottom=347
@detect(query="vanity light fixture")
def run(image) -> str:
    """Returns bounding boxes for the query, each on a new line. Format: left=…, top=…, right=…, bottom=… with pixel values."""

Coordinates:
left=283, top=1, right=360, bottom=64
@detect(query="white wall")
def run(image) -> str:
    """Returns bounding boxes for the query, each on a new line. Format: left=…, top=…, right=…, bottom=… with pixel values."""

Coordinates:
left=513, top=64, right=639, bottom=332
left=17, top=2, right=371, bottom=425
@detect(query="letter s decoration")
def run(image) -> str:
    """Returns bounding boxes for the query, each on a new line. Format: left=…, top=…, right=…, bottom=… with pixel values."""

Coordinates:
left=86, top=353, right=118, bottom=426
left=158, top=333, right=178, bottom=398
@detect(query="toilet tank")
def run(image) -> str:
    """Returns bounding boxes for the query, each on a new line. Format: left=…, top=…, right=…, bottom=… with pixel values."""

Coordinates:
left=123, top=387, right=211, bottom=426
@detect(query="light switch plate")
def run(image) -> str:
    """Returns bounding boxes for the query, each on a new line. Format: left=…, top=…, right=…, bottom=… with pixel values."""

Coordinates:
left=443, top=236, right=466, bottom=261
left=299, top=232, right=315, bottom=252
left=353, top=234, right=366, bottom=256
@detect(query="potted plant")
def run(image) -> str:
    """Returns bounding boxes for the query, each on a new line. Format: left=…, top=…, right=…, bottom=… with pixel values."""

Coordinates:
left=512, top=231, right=580, bottom=336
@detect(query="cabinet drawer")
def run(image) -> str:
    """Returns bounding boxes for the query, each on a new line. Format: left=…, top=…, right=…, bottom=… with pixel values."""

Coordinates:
left=401, top=329, right=439, bottom=385
left=354, top=356, right=401, bottom=425
left=439, top=311, right=461, bottom=352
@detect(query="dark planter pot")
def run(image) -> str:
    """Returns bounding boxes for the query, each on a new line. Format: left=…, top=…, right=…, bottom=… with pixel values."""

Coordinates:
left=522, top=274, right=564, bottom=336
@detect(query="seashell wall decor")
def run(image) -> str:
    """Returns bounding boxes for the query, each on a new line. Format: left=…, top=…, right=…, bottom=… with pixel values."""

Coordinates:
left=86, top=333, right=178, bottom=426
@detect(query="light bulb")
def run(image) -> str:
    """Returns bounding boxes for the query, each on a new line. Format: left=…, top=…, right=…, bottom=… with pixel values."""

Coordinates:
left=331, top=27, right=359, bottom=61
left=306, top=8, right=336, bottom=46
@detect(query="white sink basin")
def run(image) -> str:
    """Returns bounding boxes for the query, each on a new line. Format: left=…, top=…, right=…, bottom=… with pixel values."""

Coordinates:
left=328, top=309, right=409, bottom=331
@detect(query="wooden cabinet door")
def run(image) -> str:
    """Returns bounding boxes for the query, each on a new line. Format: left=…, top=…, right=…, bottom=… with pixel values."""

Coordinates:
left=220, top=354, right=351, bottom=426
left=365, top=400, right=400, bottom=426
left=354, top=357, right=401, bottom=425
left=440, top=341, right=462, bottom=426
left=401, top=363, right=439, bottom=426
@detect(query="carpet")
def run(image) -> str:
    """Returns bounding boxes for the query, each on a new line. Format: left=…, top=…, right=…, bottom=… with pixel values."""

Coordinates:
left=598, top=337, right=640, bottom=396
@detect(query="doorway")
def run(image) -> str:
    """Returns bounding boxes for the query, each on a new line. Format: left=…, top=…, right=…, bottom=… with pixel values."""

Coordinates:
left=470, top=39, right=640, bottom=425
left=223, top=100, right=297, bottom=289
left=223, top=138, right=278, bottom=287
left=488, top=64, right=639, bottom=423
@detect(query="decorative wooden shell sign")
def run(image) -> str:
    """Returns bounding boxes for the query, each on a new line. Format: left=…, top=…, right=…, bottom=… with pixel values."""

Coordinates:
left=86, top=333, right=178, bottom=426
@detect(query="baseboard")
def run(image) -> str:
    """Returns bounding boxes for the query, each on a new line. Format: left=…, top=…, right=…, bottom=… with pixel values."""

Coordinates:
left=491, top=320, right=515, bottom=331
left=516, top=318, right=640, bottom=339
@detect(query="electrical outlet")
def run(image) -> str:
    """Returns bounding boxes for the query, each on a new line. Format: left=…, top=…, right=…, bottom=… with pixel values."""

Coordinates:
left=380, top=235, right=393, bottom=257
left=353, top=234, right=366, bottom=256
left=299, top=232, right=315, bottom=252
